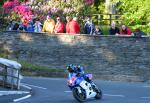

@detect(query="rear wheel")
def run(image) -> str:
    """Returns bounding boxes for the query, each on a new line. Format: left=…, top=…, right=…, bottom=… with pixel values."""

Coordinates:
left=72, top=87, right=86, bottom=102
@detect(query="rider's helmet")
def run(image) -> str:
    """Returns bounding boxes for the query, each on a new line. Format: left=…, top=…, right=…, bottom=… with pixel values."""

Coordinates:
left=67, top=64, right=74, bottom=73
left=76, top=65, right=82, bottom=72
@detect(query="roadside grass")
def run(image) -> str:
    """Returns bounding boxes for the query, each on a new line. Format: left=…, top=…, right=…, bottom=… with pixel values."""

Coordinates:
left=20, top=61, right=66, bottom=77
left=20, top=61, right=64, bottom=72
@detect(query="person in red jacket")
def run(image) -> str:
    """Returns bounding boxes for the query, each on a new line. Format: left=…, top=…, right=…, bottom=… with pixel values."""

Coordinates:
left=66, top=16, right=72, bottom=33
left=69, top=17, right=80, bottom=34
left=119, top=25, right=133, bottom=35
left=54, top=17, right=65, bottom=33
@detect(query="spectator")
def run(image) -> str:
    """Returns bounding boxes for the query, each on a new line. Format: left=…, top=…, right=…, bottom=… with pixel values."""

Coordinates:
left=109, top=22, right=120, bottom=35
left=93, top=26, right=103, bottom=35
left=119, top=25, right=133, bottom=35
left=134, top=28, right=146, bottom=37
left=18, top=24, right=25, bottom=31
left=66, top=16, right=72, bottom=33
left=34, top=18, right=42, bottom=32
left=12, top=22, right=19, bottom=30
left=54, top=17, right=65, bottom=33
left=27, top=20, right=34, bottom=32
left=6, top=20, right=15, bottom=31
left=84, top=16, right=95, bottom=35
left=69, top=17, right=80, bottom=34
left=22, top=19, right=29, bottom=31
left=42, top=15, right=55, bottom=33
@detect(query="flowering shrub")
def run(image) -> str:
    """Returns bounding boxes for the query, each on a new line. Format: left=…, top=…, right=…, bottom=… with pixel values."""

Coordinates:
left=85, top=0, right=94, bottom=5
left=30, top=0, right=95, bottom=18
left=3, top=0, right=20, bottom=13
left=3, top=0, right=33, bottom=22
left=13, top=4, right=33, bottom=21
left=2, top=0, right=95, bottom=28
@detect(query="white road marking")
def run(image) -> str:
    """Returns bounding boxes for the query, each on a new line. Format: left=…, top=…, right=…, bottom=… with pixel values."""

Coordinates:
left=104, top=94, right=125, bottom=97
left=21, top=84, right=32, bottom=90
left=22, top=83, right=47, bottom=90
left=13, top=94, right=31, bottom=102
left=141, top=97, right=150, bottom=99
left=64, top=91, right=72, bottom=93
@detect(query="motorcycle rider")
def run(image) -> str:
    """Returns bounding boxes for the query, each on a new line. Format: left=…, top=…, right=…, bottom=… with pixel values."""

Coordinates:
left=67, top=64, right=84, bottom=79
left=67, top=64, right=76, bottom=79
left=67, top=64, right=92, bottom=88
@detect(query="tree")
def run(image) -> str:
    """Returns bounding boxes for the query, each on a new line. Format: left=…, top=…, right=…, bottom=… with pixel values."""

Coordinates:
left=111, top=0, right=150, bottom=34
left=0, top=0, right=6, bottom=6
left=94, top=0, right=105, bottom=13
left=113, top=0, right=150, bottom=25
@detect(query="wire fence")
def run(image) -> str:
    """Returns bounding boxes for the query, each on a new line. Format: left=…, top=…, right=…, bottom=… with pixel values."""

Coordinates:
left=91, top=13, right=123, bottom=26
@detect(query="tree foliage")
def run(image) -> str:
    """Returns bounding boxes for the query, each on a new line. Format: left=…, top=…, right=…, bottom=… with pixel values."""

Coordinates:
left=94, top=0, right=105, bottom=13
left=112, top=0, right=150, bottom=34
left=0, top=0, right=6, bottom=6
left=114, top=0, right=150, bottom=25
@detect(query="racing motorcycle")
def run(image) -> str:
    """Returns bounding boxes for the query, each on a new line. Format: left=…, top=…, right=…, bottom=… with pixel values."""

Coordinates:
left=67, top=74, right=102, bottom=102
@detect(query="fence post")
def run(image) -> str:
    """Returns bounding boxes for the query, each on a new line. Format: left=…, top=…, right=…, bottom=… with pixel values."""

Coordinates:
left=17, top=70, right=20, bottom=89
left=98, top=14, right=101, bottom=25
left=109, top=14, right=112, bottom=25
left=3, top=65, right=7, bottom=87
left=11, top=69, right=14, bottom=89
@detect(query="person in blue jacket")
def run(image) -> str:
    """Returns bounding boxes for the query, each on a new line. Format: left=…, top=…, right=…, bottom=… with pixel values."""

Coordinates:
left=84, top=16, right=95, bottom=35
left=27, top=20, right=34, bottom=32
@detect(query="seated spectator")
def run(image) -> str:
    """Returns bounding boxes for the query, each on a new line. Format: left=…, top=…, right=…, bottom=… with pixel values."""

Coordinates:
left=27, top=20, right=34, bottom=32
left=119, top=25, right=133, bottom=35
left=134, top=28, right=146, bottom=37
left=42, top=15, right=55, bottom=33
left=84, top=16, right=95, bottom=35
left=18, top=24, right=24, bottom=31
left=109, top=22, right=120, bottom=35
left=69, top=17, right=80, bottom=34
left=22, top=19, right=29, bottom=31
left=93, top=26, right=103, bottom=35
left=6, top=20, right=15, bottom=31
left=12, top=22, right=19, bottom=30
left=54, top=17, right=65, bottom=33
left=34, top=18, right=42, bottom=32
left=66, top=16, right=72, bottom=33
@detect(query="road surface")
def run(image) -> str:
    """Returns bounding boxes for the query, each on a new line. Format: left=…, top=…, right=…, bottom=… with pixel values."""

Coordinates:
left=1, top=77, right=150, bottom=103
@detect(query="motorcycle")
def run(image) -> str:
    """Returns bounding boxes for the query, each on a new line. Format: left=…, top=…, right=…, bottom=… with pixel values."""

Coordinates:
left=67, top=74, right=102, bottom=102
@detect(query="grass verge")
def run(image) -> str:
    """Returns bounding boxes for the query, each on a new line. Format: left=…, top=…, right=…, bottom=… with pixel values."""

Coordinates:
left=20, top=61, right=66, bottom=78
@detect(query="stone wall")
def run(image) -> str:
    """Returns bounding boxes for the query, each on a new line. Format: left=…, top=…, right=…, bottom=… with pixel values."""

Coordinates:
left=0, top=31, right=150, bottom=82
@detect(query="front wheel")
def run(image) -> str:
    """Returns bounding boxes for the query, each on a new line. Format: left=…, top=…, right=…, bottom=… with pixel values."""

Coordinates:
left=92, top=84, right=102, bottom=99
left=72, top=87, right=86, bottom=102
left=95, top=89, right=102, bottom=99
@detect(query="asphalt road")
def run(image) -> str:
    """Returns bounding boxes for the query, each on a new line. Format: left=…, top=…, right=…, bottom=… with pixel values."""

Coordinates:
left=1, top=77, right=150, bottom=103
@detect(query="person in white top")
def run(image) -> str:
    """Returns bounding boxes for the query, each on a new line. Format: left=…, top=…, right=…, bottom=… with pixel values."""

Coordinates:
left=34, top=18, right=42, bottom=33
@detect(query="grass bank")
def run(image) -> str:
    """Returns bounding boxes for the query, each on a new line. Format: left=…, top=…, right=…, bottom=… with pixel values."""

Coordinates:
left=19, top=61, right=67, bottom=78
